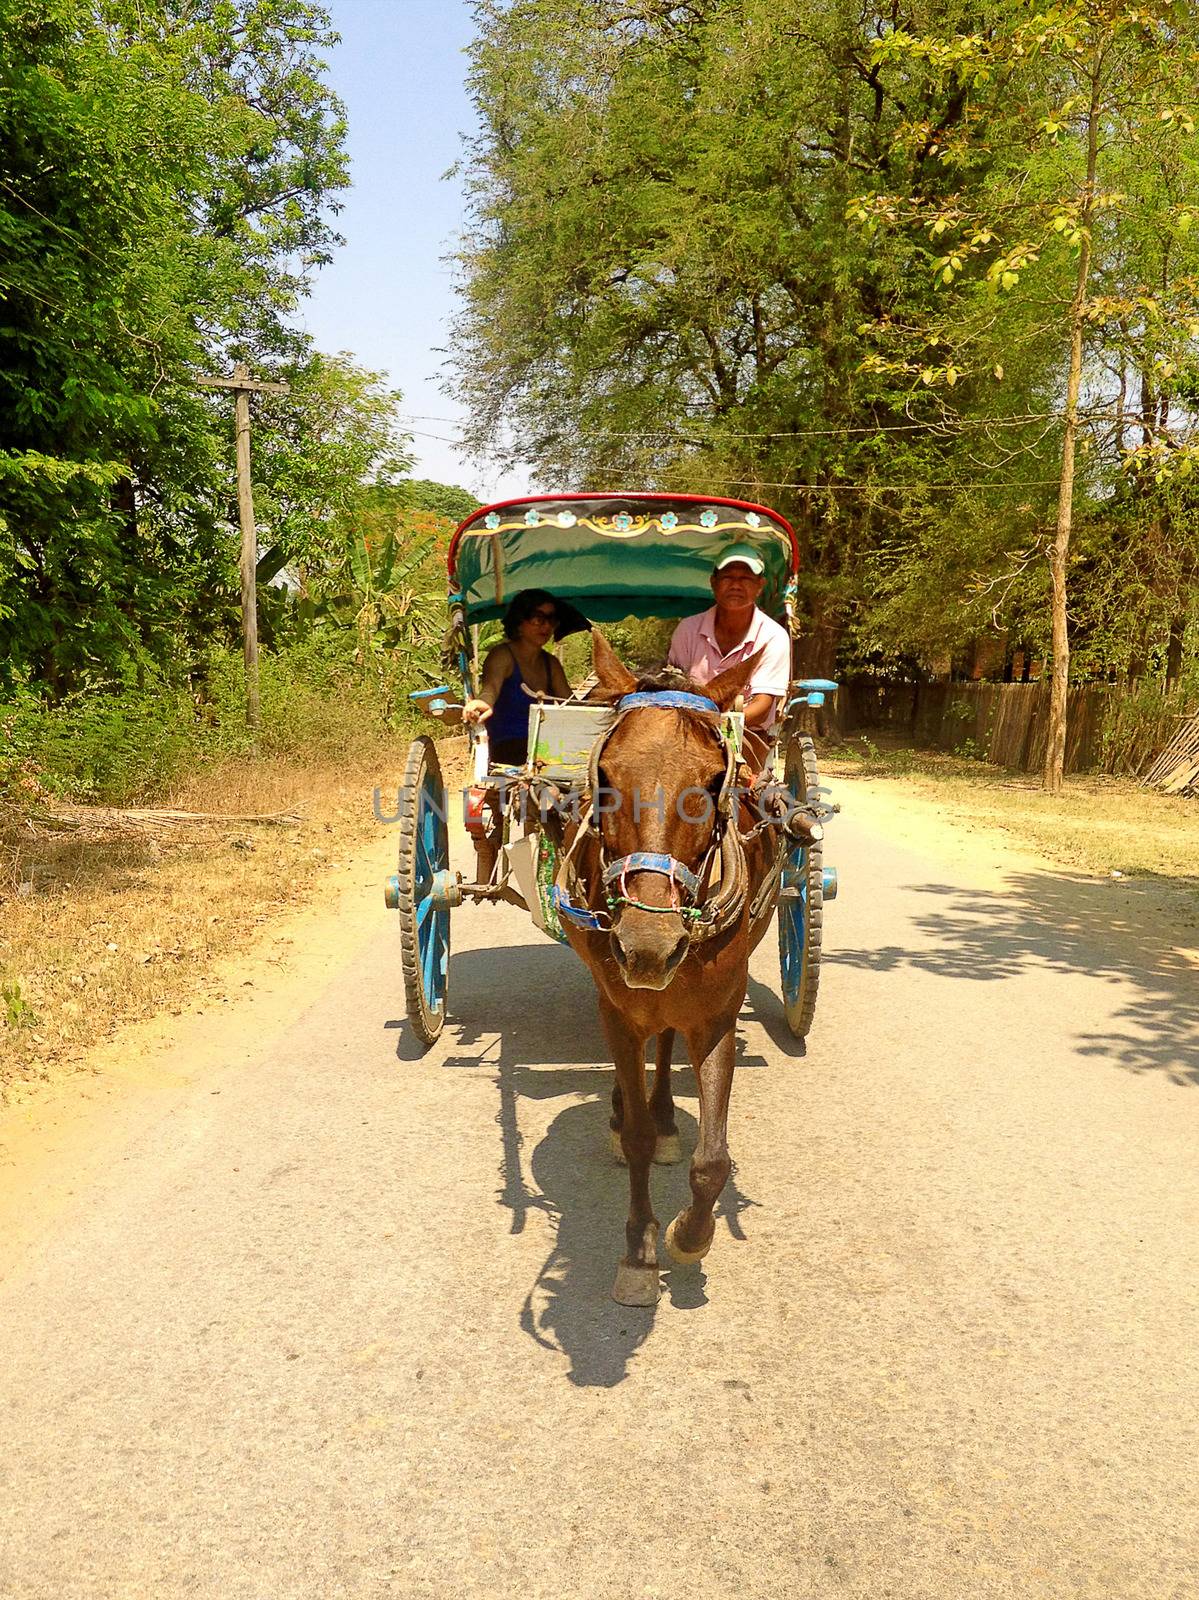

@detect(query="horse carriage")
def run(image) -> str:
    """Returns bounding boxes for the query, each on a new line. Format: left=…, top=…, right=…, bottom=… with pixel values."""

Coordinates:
left=385, top=492, right=838, bottom=1304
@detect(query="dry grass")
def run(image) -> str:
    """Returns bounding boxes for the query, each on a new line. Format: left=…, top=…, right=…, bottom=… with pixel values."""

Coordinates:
left=0, top=744, right=414, bottom=1099
left=826, top=736, right=1199, bottom=885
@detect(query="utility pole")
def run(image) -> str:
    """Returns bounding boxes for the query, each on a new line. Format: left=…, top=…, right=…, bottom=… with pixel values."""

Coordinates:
left=196, top=363, right=289, bottom=731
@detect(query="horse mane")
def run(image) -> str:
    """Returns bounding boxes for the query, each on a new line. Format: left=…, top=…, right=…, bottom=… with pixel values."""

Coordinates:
left=631, top=665, right=693, bottom=694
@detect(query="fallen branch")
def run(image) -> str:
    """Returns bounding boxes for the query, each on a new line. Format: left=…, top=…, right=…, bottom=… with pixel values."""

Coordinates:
left=20, top=806, right=305, bottom=840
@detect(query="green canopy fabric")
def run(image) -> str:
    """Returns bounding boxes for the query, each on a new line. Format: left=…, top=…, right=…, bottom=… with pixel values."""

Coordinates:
left=448, top=494, right=798, bottom=626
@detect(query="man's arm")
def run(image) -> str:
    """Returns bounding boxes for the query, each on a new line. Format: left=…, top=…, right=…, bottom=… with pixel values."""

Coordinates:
left=743, top=692, right=777, bottom=729
left=745, top=621, right=791, bottom=727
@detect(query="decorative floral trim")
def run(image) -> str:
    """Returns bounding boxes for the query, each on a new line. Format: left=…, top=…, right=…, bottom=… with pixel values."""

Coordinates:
left=461, top=508, right=789, bottom=549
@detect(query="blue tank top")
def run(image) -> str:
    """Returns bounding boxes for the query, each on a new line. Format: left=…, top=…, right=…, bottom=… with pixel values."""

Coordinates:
left=490, top=651, right=536, bottom=744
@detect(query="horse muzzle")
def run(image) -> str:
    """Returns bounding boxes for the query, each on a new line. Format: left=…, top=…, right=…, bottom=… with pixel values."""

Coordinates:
left=610, top=915, right=690, bottom=990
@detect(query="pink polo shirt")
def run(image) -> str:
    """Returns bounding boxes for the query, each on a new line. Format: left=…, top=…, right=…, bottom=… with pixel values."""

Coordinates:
left=668, top=606, right=791, bottom=731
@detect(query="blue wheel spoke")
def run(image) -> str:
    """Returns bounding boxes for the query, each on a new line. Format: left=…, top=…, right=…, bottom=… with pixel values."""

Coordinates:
left=415, top=831, right=432, bottom=876
left=420, top=923, right=434, bottom=994
left=421, top=910, right=446, bottom=1005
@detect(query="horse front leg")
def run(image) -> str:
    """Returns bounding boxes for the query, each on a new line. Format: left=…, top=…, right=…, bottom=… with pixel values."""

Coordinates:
left=599, top=996, right=660, bottom=1307
left=665, top=1015, right=737, bottom=1266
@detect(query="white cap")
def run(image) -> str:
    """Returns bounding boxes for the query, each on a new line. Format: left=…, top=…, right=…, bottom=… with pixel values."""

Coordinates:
left=714, top=543, right=765, bottom=576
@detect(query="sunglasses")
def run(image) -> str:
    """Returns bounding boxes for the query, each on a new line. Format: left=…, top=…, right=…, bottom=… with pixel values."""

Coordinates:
left=529, top=608, right=558, bottom=623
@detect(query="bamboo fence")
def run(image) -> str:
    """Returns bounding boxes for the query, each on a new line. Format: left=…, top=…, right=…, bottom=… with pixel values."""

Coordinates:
left=1140, top=714, right=1199, bottom=796
left=842, top=680, right=1192, bottom=781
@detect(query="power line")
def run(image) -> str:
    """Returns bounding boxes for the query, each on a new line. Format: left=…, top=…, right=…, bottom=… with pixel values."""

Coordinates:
left=398, top=411, right=1121, bottom=441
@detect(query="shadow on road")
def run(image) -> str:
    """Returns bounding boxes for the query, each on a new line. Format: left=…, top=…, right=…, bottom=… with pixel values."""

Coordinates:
left=515, top=1091, right=757, bottom=1387
left=395, top=940, right=763, bottom=1385
left=829, top=869, right=1199, bottom=1086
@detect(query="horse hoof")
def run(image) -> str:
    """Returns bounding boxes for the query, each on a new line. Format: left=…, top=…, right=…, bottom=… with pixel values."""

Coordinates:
left=664, top=1214, right=714, bottom=1265
left=612, top=1261, right=660, bottom=1306
left=653, top=1132, right=683, bottom=1165
left=609, top=1129, right=626, bottom=1164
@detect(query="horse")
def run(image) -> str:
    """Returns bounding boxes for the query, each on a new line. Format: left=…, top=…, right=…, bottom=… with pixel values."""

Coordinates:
left=557, top=629, right=780, bottom=1306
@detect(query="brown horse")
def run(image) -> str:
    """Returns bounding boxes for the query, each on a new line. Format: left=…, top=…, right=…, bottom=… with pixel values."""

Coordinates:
left=558, top=630, right=779, bottom=1306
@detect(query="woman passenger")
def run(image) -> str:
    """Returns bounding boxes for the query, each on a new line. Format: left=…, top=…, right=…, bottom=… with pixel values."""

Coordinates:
left=462, top=589, right=576, bottom=764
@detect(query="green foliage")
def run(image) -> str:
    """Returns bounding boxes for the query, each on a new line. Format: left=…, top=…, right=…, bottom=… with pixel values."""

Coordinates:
left=251, top=354, right=413, bottom=577
left=0, top=0, right=351, bottom=691
left=558, top=616, right=673, bottom=683
left=0, top=677, right=198, bottom=802
left=1097, top=674, right=1199, bottom=777
left=384, top=480, right=480, bottom=522
left=2, top=980, right=39, bottom=1032
left=0, top=628, right=428, bottom=806
left=850, top=0, right=1199, bottom=689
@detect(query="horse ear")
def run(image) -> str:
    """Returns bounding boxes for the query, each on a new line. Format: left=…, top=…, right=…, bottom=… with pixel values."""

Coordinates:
left=704, top=647, right=765, bottom=711
left=590, top=627, right=637, bottom=701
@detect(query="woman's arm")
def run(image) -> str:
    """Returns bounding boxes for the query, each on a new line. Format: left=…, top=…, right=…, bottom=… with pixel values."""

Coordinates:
left=548, top=653, right=571, bottom=700
left=462, top=644, right=513, bottom=723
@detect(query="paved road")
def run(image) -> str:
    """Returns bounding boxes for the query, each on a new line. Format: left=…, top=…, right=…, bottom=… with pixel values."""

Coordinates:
left=2, top=791, right=1198, bottom=1598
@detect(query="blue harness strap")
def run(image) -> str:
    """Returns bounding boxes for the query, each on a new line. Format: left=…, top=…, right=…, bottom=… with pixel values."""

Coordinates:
left=550, top=884, right=610, bottom=931
left=601, top=850, right=702, bottom=900
left=617, top=690, right=719, bottom=715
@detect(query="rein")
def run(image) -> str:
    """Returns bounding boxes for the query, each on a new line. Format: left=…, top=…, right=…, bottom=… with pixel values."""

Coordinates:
left=554, top=689, right=748, bottom=941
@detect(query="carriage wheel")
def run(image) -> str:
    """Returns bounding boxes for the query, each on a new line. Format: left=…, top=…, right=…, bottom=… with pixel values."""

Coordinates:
left=778, top=733, right=824, bottom=1040
left=397, top=736, right=451, bottom=1044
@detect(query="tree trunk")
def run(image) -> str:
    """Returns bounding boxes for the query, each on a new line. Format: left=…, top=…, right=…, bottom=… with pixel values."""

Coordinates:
left=1165, top=614, right=1185, bottom=693
left=1044, top=57, right=1101, bottom=793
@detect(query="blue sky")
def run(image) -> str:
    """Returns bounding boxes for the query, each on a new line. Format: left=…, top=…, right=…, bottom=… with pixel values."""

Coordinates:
left=298, top=0, right=526, bottom=500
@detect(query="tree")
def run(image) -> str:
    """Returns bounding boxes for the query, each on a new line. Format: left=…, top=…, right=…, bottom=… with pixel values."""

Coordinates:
left=855, top=1, right=1199, bottom=787
left=250, top=353, right=413, bottom=578
left=0, top=0, right=349, bottom=691
left=453, top=1, right=1069, bottom=673
left=385, top=480, right=480, bottom=522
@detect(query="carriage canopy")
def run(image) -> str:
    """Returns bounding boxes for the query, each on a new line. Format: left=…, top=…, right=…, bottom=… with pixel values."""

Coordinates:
left=448, top=493, right=799, bottom=627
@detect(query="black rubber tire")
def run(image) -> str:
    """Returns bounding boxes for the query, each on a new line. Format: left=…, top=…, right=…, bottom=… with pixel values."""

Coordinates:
left=397, top=735, right=450, bottom=1046
left=779, top=733, right=824, bottom=1040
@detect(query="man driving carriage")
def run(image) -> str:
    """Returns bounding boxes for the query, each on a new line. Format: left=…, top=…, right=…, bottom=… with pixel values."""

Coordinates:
left=668, top=543, right=791, bottom=769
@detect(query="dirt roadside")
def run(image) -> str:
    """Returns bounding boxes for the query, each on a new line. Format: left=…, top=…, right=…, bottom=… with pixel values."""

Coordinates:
left=0, top=752, right=416, bottom=1098
left=0, top=817, right=399, bottom=1281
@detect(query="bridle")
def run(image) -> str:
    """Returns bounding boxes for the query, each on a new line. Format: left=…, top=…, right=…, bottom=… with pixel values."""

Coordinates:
left=553, top=689, right=749, bottom=942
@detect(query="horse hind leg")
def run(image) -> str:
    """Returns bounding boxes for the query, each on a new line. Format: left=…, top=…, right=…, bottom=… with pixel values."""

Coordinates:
left=600, top=999, right=660, bottom=1306
left=650, top=1029, right=682, bottom=1165
left=609, top=1032, right=681, bottom=1164
left=609, top=1079, right=625, bottom=1161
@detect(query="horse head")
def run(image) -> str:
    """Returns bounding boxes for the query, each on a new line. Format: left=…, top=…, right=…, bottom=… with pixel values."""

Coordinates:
left=588, top=629, right=763, bottom=990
